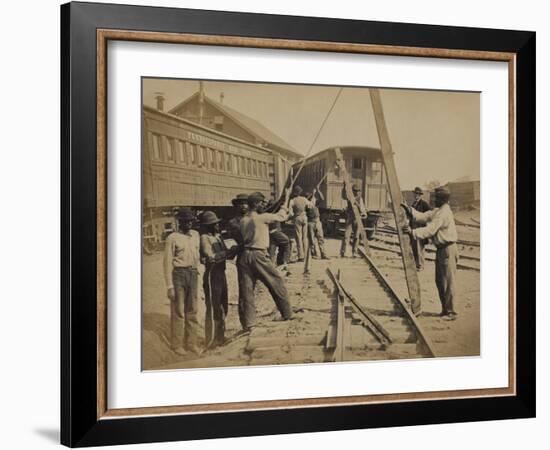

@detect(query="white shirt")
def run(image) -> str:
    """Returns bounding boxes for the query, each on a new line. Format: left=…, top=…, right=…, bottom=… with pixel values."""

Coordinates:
left=163, top=230, right=200, bottom=288
left=240, top=208, right=288, bottom=250
left=411, top=203, right=458, bottom=247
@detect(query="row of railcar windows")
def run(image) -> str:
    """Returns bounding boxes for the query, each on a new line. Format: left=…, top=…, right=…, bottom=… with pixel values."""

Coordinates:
left=149, top=133, right=270, bottom=179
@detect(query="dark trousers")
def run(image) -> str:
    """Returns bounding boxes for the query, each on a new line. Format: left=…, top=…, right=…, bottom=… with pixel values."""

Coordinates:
left=237, top=249, right=292, bottom=330
left=340, top=220, right=359, bottom=256
left=171, top=267, right=200, bottom=349
left=269, top=230, right=291, bottom=266
left=203, top=265, right=228, bottom=347
left=412, top=236, right=426, bottom=269
left=435, top=243, right=459, bottom=315
left=308, top=220, right=327, bottom=258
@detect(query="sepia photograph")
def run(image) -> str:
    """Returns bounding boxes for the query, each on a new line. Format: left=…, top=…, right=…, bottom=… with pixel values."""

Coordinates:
left=141, top=78, right=481, bottom=371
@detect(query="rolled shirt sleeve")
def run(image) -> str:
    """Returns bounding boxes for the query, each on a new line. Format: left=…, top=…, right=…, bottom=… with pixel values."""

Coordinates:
left=412, top=215, right=444, bottom=240
left=411, top=208, right=436, bottom=225
left=259, top=207, right=289, bottom=224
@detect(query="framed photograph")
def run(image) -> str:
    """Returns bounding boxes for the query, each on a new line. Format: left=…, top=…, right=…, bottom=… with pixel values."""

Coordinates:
left=61, top=1, right=535, bottom=447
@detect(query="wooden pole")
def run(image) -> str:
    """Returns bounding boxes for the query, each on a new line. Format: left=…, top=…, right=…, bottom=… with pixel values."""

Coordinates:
left=369, top=89, right=422, bottom=315
left=333, top=147, right=370, bottom=254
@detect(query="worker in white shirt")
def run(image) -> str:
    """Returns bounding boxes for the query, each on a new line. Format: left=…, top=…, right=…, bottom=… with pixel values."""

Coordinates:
left=238, top=190, right=293, bottom=331
left=288, top=185, right=312, bottom=262
left=402, top=186, right=459, bottom=320
left=163, top=208, right=201, bottom=356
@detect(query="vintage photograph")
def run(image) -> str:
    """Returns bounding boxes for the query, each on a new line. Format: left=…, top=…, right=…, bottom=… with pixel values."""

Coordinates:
left=141, top=78, right=480, bottom=371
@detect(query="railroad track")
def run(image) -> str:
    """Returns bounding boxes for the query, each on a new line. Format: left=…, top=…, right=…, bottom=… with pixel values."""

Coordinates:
left=325, top=248, right=437, bottom=362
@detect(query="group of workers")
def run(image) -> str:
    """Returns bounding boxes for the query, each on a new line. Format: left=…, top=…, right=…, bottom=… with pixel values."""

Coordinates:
left=162, top=182, right=460, bottom=356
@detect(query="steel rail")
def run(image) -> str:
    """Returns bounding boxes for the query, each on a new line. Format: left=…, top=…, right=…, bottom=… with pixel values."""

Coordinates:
left=357, top=247, right=438, bottom=358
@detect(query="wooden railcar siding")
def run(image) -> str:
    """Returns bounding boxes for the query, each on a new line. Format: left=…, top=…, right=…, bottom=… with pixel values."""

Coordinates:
left=143, top=107, right=274, bottom=209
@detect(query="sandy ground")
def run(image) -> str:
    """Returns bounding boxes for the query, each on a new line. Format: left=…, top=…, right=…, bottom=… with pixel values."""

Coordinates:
left=143, top=210, right=480, bottom=370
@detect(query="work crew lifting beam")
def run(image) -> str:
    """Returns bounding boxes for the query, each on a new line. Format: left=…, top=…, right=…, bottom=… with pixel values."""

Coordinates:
left=369, top=88, right=422, bottom=315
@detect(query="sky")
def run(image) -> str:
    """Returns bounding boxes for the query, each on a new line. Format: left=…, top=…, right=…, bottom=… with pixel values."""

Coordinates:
left=143, top=79, right=480, bottom=190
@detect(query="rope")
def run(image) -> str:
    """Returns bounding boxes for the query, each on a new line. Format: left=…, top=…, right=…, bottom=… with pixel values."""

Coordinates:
left=290, top=87, right=344, bottom=187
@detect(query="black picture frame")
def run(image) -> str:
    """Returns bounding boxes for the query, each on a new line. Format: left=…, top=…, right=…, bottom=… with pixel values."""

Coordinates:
left=61, top=1, right=535, bottom=447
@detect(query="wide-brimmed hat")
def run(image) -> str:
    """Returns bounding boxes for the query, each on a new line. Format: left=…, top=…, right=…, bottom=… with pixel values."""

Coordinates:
left=434, top=186, right=451, bottom=201
left=414, top=187, right=423, bottom=194
left=231, top=193, right=249, bottom=205
left=176, top=208, right=195, bottom=222
left=248, top=191, right=266, bottom=203
left=199, top=211, right=222, bottom=226
left=352, top=184, right=361, bottom=192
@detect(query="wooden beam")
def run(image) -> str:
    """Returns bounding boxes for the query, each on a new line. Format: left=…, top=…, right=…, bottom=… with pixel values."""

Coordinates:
left=333, top=147, right=370, bottom=253
left=369, top=89, right=422, bottom=315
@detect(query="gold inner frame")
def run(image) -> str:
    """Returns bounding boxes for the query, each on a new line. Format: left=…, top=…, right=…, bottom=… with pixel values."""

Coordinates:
left=96, top=29, right=516, bottom=420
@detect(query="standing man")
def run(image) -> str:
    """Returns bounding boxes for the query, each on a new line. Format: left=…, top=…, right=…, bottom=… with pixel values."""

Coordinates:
left=305, top=190, right=329, bottom=260
left=266, top=198, right=291, bottom=270
left=226, top=193, right=249, bottom=245
left=402, top=186, right=459, bottom=321
left=340, top=184, right=367, bottom=258
left=199, top=211, right=238, bottom=349
left=163, top=208, right=201, bottom=356
left=226, top=193, right=249, bottom=325
left=410, top=187, right=432, bottom=271
left=288, top=186, right=312, bottom=262
left=238, top=191, right=293, bottom=331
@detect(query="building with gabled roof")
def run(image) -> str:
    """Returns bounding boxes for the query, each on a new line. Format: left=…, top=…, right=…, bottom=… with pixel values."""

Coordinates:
left=169, top=91, right=302, bottom=162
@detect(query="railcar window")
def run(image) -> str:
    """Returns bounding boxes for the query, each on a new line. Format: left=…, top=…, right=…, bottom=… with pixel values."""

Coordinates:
left=218, top=151, right=224, bottom=172
left=353, top=158, right=362, bottom=170
left=247, top=159, right=251, bottom=175
left=371, top=161, right=383, bottom=183
left=151, top=134, right=161, bottom=161
left=190, top=144, right=198, bottom=165
left=165, top=138, right=174, bottom=162
left=209, top=148, right=215, bottom=170
left=225, top=153, right=231, bottom=172
left=177, top=141, right=186, bottom=165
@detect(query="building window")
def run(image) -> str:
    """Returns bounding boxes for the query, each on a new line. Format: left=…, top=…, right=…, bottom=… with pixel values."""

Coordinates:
left=353, top=158, right=362, bottom=170
left=151, top=134, right=161, bottom=161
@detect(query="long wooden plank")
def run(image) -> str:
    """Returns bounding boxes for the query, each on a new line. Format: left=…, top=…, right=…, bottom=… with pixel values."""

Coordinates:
left=369, top=89, right=421, bottom=315
left=333, top=147, right=370, bottom=253
left=358, top=248, right=437, bottom=358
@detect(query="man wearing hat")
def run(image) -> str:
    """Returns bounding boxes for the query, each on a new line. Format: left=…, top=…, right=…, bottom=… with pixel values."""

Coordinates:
left=410, top=187, right=432, bottom=270
left=402, top=186, right=459, bottom=320
left=163, top=208, right=201, bottom=355
left=340, top=184, right=367, bottom=258
left=227, top=193, right=249, bottom=246
left=238, top=190, right=293, bottom=331
left=199, top=211, right=239, bottom=349
left=288, top=185, right=313, bottom=262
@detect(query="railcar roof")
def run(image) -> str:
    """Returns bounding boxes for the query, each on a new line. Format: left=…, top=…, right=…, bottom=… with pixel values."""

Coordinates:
left=144, top=105, right=272, bottom=156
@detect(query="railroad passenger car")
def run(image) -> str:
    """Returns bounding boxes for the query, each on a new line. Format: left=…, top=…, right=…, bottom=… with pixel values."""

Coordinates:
left=292, top=146, right=390, bottom=234
left=143, top=106, right=275, bottom=242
